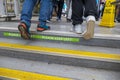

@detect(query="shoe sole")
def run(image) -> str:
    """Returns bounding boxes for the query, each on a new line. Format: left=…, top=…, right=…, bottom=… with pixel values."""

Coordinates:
left=83, top=20, right=95, bottom=40
left=37, top=27, right=50, bottom=32
left=18, top=25, right=30, bottom=40
left=70, top=26, right=82, bottom=34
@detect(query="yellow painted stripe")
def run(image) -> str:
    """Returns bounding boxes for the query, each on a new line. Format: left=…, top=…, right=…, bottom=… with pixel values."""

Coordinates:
left=0, top=76, right=19, bottom=80
left=0, top=42, right=120, bottom=61
left=0, top=68, right=71, bottom=80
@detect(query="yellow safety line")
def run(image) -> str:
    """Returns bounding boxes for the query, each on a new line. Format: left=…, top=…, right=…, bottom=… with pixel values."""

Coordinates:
left=0, top=68, right=71, bottom=80
left=0, top=76, right=20, bottom=80
left=0, top=42, right=120, bottom=61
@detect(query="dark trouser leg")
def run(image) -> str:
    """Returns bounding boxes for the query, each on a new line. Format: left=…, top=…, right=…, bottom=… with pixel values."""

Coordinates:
left=84, top=0, right=97, bottom=17
left=83, top=0, right=97, bottom=40
left=72, top=0, right=84, bottom=25
left=57, top=0, right=64, bottom=19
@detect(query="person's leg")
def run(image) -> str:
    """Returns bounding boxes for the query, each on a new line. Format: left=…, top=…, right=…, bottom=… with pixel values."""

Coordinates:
left=47, top=1, right=53, bottom=22
left=72, top=0, right=83, bottom=25
left=67, top=0, right=72, bottom=22
left=54, top=2, right=58, bottom=16
left=37, top=0, right=51, bottom=32
left=52, top=0, right=57, bottom=16
left=71, top=0, right=83, bottom=33
left=18, top=0, right=37, bottom=39
left=20, top=0, right=37, bottom=29
left=66, top=0, right=71, bottom=19
left=83, top=0, right=97, bottom=40
left=57, top=0, right=64, bottom=21
left=84, top=0, right=97, bottom=17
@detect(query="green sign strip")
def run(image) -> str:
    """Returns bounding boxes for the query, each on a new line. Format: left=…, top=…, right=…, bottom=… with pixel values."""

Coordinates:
left=3, top=32, right=80, bottom=42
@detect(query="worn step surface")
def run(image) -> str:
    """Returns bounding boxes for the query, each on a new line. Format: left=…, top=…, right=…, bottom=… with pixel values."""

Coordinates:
left=0, top=56, right=120, bottom=80
left=0, top=21, right=120, bottom=71
left=0, top=38, right=120, bottom=71
left=0, top=21, right=120, bottom=48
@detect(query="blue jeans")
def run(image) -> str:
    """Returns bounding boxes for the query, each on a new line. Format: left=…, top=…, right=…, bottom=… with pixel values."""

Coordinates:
left=21, top=0, right=51, bottom=29
left=47, top=1, right=53, bottom=20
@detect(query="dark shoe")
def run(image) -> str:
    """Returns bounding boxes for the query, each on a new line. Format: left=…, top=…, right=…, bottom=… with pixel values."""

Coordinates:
left=67, top=19, right=72, bottom=22
left=18, top=23, right=30, bottom=39
left=37, top=25, right=50, bottom=32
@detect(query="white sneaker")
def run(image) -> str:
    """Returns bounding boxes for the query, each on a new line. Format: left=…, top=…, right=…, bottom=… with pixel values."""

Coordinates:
left=46, top=20, right=50, bottom=23
left=70, top=26, right=75, bottom=32
left=83, top=15, right=95, bottom=40
left=74, top=24, right=82, bottom=34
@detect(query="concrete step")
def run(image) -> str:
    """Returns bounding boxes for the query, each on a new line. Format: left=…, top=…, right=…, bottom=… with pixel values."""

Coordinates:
left=0, top=24, right=120, bottom=71
left=0, top=41, right=120, bottom=71
left=0, top=56, right=120, bottom=80
left=0, top=27, right=120, bottom=48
